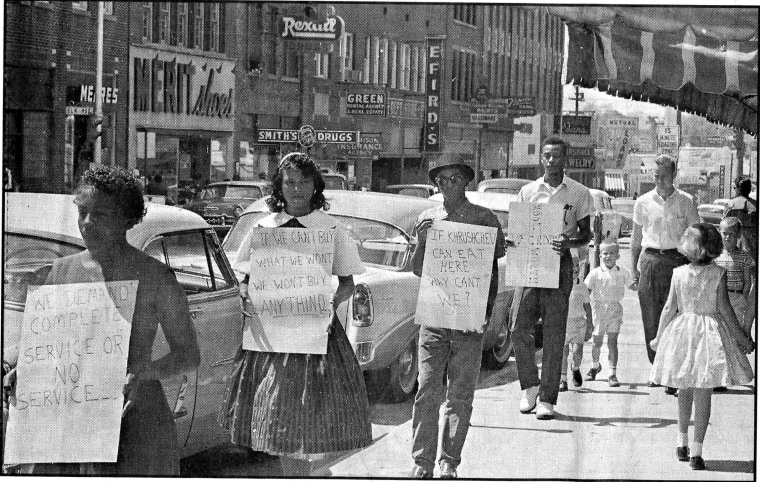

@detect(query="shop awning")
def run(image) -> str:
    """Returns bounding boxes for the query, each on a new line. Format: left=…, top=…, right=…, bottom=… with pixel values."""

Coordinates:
left=549, top=7, right=758, bottom=135
left=605, top=173, right=626, bottom=192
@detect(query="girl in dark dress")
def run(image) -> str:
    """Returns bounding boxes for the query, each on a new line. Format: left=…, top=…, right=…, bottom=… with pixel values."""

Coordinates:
left=220, top=153, right=372, bottom=475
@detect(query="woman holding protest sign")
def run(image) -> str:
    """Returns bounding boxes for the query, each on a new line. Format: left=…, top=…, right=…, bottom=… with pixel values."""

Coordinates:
left=5, top=166, right=200, bottom=475
left=219, top=152, right=372, bottom=475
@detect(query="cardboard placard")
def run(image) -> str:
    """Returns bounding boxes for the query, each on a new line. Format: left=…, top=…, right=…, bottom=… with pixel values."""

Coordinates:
left=415, top=220, right=497, bottom=332
left=242, top=228, right=335, bottom=354
left=5, top=280, right=138, bottom=464
left=504, top=202, right=565, bottom=288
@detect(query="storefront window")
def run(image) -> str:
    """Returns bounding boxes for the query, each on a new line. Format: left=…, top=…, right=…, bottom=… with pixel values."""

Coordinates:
left=210, top=140, right=226, bottom=182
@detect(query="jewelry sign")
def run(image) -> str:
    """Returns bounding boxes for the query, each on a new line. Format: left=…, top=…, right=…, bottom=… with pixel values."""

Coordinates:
left=423, top=37, right=444, bottom=152
left=504, top=202, right=565, bottom=289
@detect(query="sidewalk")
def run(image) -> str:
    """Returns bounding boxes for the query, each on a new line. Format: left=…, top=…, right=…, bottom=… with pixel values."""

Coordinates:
left=319, top=283, right=756, bottom=479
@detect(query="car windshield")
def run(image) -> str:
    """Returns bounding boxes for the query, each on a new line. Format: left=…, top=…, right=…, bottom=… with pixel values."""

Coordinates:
left=389, top=187, right=430, bottom=198
left=323, top=176, right=347, bottom=190
left=224, top=211, right=411, bottom=270
left=3, top=233, right=84, bottom=304
left=201, top=185, right=263, bottom=200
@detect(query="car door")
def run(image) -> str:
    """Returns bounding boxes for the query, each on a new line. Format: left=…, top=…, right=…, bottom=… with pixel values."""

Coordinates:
left=143, top=229, right=240, bottom=456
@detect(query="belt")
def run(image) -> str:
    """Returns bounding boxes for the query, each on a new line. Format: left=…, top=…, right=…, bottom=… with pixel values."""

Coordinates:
left=644, top=247, right=681, bottom=255
left=728, top=289, right=744, bottom=293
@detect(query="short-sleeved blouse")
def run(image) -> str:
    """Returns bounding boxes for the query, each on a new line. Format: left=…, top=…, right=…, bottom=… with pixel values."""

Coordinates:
left=233, top=210, right=365, bottom=277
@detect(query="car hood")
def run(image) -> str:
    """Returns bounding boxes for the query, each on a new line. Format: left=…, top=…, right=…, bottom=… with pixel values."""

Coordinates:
left=186, top=199, right=246, bottom=214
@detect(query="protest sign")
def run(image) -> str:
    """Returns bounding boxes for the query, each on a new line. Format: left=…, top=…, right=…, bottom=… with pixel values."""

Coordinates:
left=504, top=202, right=565, bottom=289
left=415, top=220, right=497, bottom=332
left=243, top=228, right=335, bottom=354
left=5, top=280, right=138, bottom=464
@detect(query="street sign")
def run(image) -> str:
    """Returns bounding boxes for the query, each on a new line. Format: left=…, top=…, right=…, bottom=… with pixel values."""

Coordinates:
left=469, top=104, right=503, bottom=124
left=346, top=92, right=386, bottom=116
left=65, top=106, right=93, bottom=116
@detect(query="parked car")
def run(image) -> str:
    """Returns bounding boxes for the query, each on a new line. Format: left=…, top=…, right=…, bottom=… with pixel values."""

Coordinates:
left=322, top=172, right=349, bottom=190
left=698, top=203, right=726, bottom=226
left=183, top=180, right=273, bottom=237
left=477, top=177, right=533, bottom=195
left=3, top=193, right=241, bottom=460
left=224, top=190, right=515, bottom=402
left=611, top=198, right=635, bottom=238
left=386, top=184, right=437, bottom=198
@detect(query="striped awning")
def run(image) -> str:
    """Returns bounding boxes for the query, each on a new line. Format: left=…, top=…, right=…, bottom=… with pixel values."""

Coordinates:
left=550, top=7, right=758, bottom=135
left=605, top=173, right=625, bottom=192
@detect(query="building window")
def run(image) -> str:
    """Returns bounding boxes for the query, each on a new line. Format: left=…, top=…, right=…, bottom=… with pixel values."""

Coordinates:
left=454, top=4, right=476, bottom=26
left=363, top=36, right=370, bottom=84
left=266, top=37, right=278, bottom=75
left=314, top=92, right=329, bottom=116
left=72, top=1, right=87, bottom=11
left=142, top=3, right=152, bottom=41
left=451, top=50, right=476, bottom=102
left=208, top=3, right=220, bottom=51
left=102, top=1, right=112, bottom=15
left=380, top=38, right=389, bottom=85
left=177, top=3, right=188, bottom=47
left=372, top=36, right=380, bottom=85
left=159, top=3, right=170, bottom=43
left=400, top=43, right=411, bottom=90
left=389, top=41, right=397, bottom=89
left=410, top=46, right=419, bottom=92
left=315, top=52, right=330, bottom=78
left=339, top=32, right=354, bottom=81
left=192, top=3, right=204, bottom=49
left=283, top=49, right=300, bottom=79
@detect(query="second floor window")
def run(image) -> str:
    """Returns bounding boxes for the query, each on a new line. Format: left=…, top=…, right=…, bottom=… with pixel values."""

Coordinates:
left=177, top=3, right=188, bottom=47
left=339, top=32, right=354, bottom=81
left=193, top=3, right=204, bottom=49
left=208, top=4, right=220, bottom=51
left=159, top=2, right=170, bottom=43
left=315, top=52, right=330, bottom=78
left=142, top=3, right=152, bottom=41
left=102, top=1, right=112, bottom=15
left=400, top=43, right=411, bottom=90
left=72, top=1, right=87, bottom=11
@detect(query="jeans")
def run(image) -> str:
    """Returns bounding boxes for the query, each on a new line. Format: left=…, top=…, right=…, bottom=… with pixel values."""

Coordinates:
left=638, top=250, right=688, bottom=364
left=510, top=251, right=573, bottom=405
left=411, top=326, right=485, bottom=471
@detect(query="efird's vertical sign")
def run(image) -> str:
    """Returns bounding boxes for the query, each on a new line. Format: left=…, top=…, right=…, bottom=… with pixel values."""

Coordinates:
left=423, top=37, right=444, bottom=152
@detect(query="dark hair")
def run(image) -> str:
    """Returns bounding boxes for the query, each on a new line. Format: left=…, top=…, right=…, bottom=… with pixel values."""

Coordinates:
left=735, top=176, right=752, bottom=196
left=74, top=165, right=146, bottom=228
left=678, top=222, right=723, bottom=264
left=654, top=154, right=676, bottom=174
left=266, top=152, right=329, bottom=213
left=542, top=136, right=568, bottom=156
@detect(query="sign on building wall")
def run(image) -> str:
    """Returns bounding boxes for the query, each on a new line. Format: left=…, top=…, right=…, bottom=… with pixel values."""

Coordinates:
left=423, top=37, right=444, bottom=152
left=257, top=128, right=359, bottom=145
left=657, top=125, right=680, bottom=157
left=566, top=146, right=595, bottom=169
left=336, top=133, right=383, bottom=159
left=553, top=115, right=591, bottom=135
left=278, top=15, right=344, bottom=41
left=388, top=97, right=424, bottom=120
left=346, top=92, right=386, bottom=116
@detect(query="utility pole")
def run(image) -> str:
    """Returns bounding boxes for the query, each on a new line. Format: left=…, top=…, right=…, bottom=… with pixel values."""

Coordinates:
left=93, top=1, right=104, bottom=164
left=570, top=84, right=584, bottom=116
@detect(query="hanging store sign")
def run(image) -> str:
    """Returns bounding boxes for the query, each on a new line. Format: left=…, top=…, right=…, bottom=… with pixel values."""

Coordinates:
left=279, top=15, right=344, bottom=41
left=553, top=115, right=591, bottom=135
left=423, top=37, right=444, bottom=152
left=566, top=146, right=595, bottom=169
left=346, top=92, right=386, bottom=116
left=336, top=133, right=383, bottom=159
left=257, top=128, right=359, bottom=145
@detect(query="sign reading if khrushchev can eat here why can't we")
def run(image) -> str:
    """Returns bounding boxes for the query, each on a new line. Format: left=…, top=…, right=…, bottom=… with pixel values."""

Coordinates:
left=241, top=228, right=335, bottom=355
left=504, top=202, right=565, bottom=289
left=5, top=280, right=138, bottom=464
left=415, top=220, right=497, bottom=332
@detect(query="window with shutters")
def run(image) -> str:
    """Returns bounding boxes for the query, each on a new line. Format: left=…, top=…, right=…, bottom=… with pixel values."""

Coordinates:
left=142, top=3, right=153, bottom=41
left=159, top=3, right=170, bottom=44
left=363, top=36, right=370, bottom=84
left=208, top=3, right=219, bottom=51
left=177, top=3, right=188, bottom=47
left=389, top=41, right=397, bottom=88
left=380, top=38, right=389, bottom=86
left=400, top=43, right=411, bottom=90
left=410, top=46, right=419, bottom=92
left=192, top=3, right=204, bottom=49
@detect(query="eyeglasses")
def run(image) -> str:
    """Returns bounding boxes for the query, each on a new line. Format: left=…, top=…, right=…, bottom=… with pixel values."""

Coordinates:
left=435, top=174, right=466, bottom=186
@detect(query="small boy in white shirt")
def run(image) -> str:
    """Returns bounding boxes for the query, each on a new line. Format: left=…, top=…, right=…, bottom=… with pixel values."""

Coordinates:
left=584, top=240, right=636, bottom=387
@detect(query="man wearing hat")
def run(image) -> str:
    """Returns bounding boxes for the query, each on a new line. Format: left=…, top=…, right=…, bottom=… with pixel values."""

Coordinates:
left=409, top=160, right=505, bottom=479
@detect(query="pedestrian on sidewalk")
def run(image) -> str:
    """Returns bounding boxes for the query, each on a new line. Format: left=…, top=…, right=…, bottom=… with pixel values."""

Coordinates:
left=559, top=247, right=593, bottom=392
left=630, top=155, right=699, bottom=376
left=510, top=136, right=593, bottom=420
left=715, top=217, right=756, bottom=337
left=219, top=153, right=372, bottom=476
left=583, top=240, right=636, bottom=388
left=723, top=176, right=757, bottom=262
left=408, top=160, right=505, bottom=479
left=649, top=223, right=755, bottom=471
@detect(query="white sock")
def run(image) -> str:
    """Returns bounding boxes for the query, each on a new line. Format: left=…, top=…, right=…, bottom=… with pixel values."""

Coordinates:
left=610, top=367, right=617, bottom=376
left=691, top=442, right=703, bottom=457
left=593, top=361, right=601, bottom=369
left=561, top=375, right=568, bottom=382
left=678, top=432, right=688, bottom=447
left=570, top=363, right=578, bottom=371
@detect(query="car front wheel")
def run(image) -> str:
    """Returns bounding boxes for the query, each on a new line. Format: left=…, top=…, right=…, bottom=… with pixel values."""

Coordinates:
left=386, top=335, right=419, bottom=402
left=483, top=318, right=512, bottom=369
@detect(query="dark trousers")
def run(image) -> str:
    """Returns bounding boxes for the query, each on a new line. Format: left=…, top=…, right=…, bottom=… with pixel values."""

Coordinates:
left=637, top=250, right=688, bottom=364
left=510, top=251, right=573, bottom=405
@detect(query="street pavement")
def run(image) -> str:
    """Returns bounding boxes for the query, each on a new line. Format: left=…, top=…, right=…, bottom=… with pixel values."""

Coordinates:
left=315, top=245, right=757, bottom=480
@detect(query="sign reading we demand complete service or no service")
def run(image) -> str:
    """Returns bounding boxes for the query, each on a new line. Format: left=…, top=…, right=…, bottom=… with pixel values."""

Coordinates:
left=5, top=281, right=138, bottom=464
left=242, top=228, right=335, bottom=355
left=504, top=202, right=565, bottom=289
left=416, top=221, right=497, bottom=332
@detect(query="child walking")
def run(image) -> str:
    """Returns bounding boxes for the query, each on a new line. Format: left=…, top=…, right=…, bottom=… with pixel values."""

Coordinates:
left=559, top=248, right=593, bottom=391
left=583, top=240, right=635, bottom=387
left=650, top=223, right=754, bottom=470
left=715, top=217, right=756, bottom=337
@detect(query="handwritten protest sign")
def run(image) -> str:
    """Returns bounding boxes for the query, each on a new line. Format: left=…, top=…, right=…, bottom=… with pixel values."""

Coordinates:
left=5, top=280, right=137, bottom=464
left=242, top=228, right=335, bottom=354
left=504, top=202, right=565, bottom=288
left=415, top=220, right=497, bottom=332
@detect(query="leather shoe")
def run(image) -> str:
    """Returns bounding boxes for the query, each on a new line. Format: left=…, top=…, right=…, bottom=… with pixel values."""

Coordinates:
left=535, top=401, right=554, bottom=420
left=608, top=374, right=620, bottom=387
left=439, top=460, right=457, bottom=479
left=411, top=465, right=433, bottom=479
left=665, top=386, right=678, bottom=396
left=572, top=369, right=583, bottom=387
left=559, top=380, right=568, bottom=392
left=690, top=456, right=706, bottom=470
left=585, top=365, right=602, bottom=381
left=676, top=446, right=690, bottom=461
left=519, top=386, right=539, bottom=413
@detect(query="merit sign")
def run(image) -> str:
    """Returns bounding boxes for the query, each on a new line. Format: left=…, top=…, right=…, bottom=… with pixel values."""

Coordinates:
left=346, top=92, right=386, bottom=116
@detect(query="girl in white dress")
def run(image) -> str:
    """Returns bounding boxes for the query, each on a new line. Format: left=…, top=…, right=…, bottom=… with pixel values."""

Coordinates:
left=650, top=223, right=754, bottom=471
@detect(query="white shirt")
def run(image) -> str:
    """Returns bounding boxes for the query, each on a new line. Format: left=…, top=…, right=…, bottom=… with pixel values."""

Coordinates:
left=584, top=264, right=632, bottom=324
left=517, top=175, right=594, bottom=237
left=234, top=210, right=365, bottom=277
left=633, top=188, right=699, bottom=250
